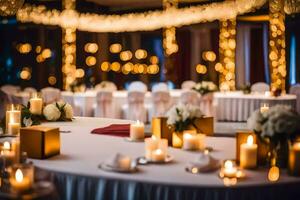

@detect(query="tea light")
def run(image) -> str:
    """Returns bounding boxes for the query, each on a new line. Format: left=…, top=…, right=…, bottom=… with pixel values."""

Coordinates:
left=1, top=141, right=15, bottom=165
left=223, top=160, right=237, bottom=178
left=288, top=141, right=300, bottom=176
left=268, top=166, right=280, bottom=182
left=183, top=133, right=205, bottom=151
left=151, top=149, right=165, bottom=162
left=29, top=93, right=43, bottom=115
left=117, top=156, right=131, bottom=170
left=10, top=168, right=31, bottom=192
left=240, top=135, right=257, bottom=169
left=130, top=120, right=145, bottom=140
left=264, top=91, right=272, bottom=97
left=260, top=103, right=269, bottom=114
left=145, top=136, right=159, bottom=160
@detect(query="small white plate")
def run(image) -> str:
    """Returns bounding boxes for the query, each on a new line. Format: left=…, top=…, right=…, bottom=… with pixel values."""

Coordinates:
left=99, top=163, right=138, bottom=173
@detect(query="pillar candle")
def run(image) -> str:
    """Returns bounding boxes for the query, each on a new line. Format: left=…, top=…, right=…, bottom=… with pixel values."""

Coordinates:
left=29, top=94, right=43, bottom=115
left=10, top=169, right=32, bottom=192
left=240, top=135, right=258, bottom=169
left=130, top=120, right=145, bottom=140
left=151, top=149, right=166, bottom=162
left=6, top=105, right=21, bottom=134
left=7, top=122, right=20, bottom=135
left=223, top=160, right=237, bottom=178
left=183, top=133, right=205, bottom=150
left=145, top=136, right=159, bottom=160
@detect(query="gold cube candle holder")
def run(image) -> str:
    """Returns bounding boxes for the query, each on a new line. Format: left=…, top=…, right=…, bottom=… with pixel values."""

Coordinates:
left=288, top=140, right=300, bottom=176
left=187, top=117, right=214, bottom=136
left=20, top=126, right=60, bottom=159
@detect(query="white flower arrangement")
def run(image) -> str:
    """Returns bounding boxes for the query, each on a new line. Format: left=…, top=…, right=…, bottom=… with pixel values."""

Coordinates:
left=43, top=101, right=74, bottom=122
left=193, top=81, right=218, bottom=95
left=247, top=105, right=300, bottom=146
left=167, top=104, right=204, bottom=132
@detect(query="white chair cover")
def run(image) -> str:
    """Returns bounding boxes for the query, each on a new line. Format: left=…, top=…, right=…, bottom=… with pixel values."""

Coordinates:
left=181, top=80, right=196, bottom=90
left=180, top=90, right=200, bottom=106
left=199, top=93, right=214, bottom=116
left=128, top=81, right=147, bottom=92
left=152, top=82, right=169, bottom=93
left=122, top=91, right=147, bottom=123
left=95, top=81, right=117, bottom=91
left=251, top=82, right=270, bottom=93
left=150, top=91, right=171, bottom=118
left=94, top=91, right=114, bottom=118
left=289, top=84, right=300, bottom=113
left=1, top=85, right=20, bottom=95
left=41, top=87, right=61, bottom=104
left=61, top=91, right=82, bottom=116
left=24, top=87, right=37, bottom=94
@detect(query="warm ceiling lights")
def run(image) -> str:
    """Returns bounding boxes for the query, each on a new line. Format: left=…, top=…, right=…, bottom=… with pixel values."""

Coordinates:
left=135, top=49, right=147, bottom=59
left=85, top=56, right=97, bottom=66
left=84, top=43, right=98, bottom=53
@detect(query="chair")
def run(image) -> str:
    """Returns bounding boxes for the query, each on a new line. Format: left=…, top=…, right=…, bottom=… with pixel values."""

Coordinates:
left=24, top=87, right=37, bottom=94
left=94, top=91, right=115, bottom=118
left=152, top=82, right=169, bottom=93
left=128, top=81, right=147, bottom=92
left=122, top=91, right=147, bottom=123
left=251, top=82, right=270, bottom=93
left=1, top=85, right=21, bottom=95
left=95, top=81, right=117, bottom=91
left=0, top=90, right=10, bottom=119
left=289, top=84, right=300, bottom=113
left=61, top=91, right=82, bottom=116
left=41, top=87, right=61, bottom=104
left=181, top=80, right=196, bottom=90
left=149, top=91, right=172, bottom=119
left=180, top=90, right=200, bottom=106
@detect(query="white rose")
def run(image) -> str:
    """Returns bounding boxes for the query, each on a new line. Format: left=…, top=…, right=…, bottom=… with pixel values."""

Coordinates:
left=43, top=104, right=61, bottom=121
left=64, top=103, right=74, bottom=119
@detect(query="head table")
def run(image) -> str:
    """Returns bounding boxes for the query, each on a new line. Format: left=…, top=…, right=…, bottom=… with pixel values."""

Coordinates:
left=27, top=117, right=300, bottom=200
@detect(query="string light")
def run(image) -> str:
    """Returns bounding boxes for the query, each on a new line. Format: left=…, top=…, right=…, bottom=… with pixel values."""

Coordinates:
left=196, top=64, right=207, bottom=74
left=135, top=49, right=147, bottom=59
left=219, top=18, right=236, bottom=91
left=85, top=56, right=96, bottom=66
left=16, top=0, right=266, bottom=33
left=41, top=48, right=52, bottom=58
left=84, top=43, right=98, bottom=53
left=110, top=43, right=122, bottom=53
left=75, top=68, right=85, bottom=78
left=20, top=67, right=31, bottom=80
left=100, top=61, right=110, bottom=72
left=48, top=76, right=57, bottom=85
left=120, top=51, right=132, bottom=61
left=111, top=62, right=121, bottom=72
left=17, top=43, right=32, bottom=54
left=202, top=51, right=216, bottom=62
left=149, top=56, right=159, bottom=64
left=269, top=0, right=286, bottom=94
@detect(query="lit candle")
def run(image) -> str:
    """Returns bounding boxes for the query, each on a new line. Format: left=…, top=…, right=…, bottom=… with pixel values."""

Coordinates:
left=223, top=160, right=237, bottom=178
left=240, top=135, right=257, bottom=169
left=151, top=149, right=166, bottom=162
left=183, top=133, right=205, bottom=151
left=29, top=93, right=43, bottom=115
left=260, top=103, right=269, bottom=114
left=130, top=120, right=145, bottom=140
left=7, top=116, right=20, bottom=135
left=117, top=156, right=131, bottom=170
left=288, top=142, right=300, bottom=176
left=6, top=105, right=21, bottom=134
left=268, top=166, right=280, bottom=182
left=10, top=169, right=31, bottom=192
left=172, top=133, right=183, bottom=148
left=1, top=142, right=15, bottom=166
left=145, top=136, right=159, bottom=160
left=264, top=91, right=272, bottom=97
left=12, top=139, right=20, bottom=164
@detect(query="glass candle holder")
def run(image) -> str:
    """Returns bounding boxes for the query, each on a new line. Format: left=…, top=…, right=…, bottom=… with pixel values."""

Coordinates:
left=260, top=103, right=269, bottom=114
left=0, top=141, right=16, bottom=168
left=220, top=160, right=237, bottom=178
left=9, top=163, right=34, bottom=193
left=5, top=104, right=21, bottom=135
left=29, top=92, right=43, bottom=115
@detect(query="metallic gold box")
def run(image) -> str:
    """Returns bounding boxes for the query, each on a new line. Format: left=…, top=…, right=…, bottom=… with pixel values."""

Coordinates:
left=20, top=126, right=60, bottom=159
left=188, top=117, right=214, bottom=136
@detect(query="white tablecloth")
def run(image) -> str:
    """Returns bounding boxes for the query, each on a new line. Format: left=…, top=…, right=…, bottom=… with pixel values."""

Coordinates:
left=29, top=117, right=300, bottom=200
left=214, top=92, right=297, bottom=122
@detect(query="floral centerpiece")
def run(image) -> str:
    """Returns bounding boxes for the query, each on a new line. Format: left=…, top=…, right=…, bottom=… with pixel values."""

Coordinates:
left=192, top=81, right=218, bottom=96
left=247, top=105, right=300, bottom=167
left=166, top=104, right=204, bottom=148
left=22, top=101, right=74, bottom=127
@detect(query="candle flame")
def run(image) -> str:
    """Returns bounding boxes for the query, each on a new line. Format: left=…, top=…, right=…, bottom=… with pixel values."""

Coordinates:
left=183, top=133, right=192, bottom=139
left=247, top=135, right=254, bottom=145
left=3, top=142, right=10, bottom=150
left=268, top=166, right=280, bottom=182
left=15, top=169, right=23, bottom=183
left=155, top=149, right=163, bottom=154
left=224, top=160, right=233, bottom=169
left=151, top=135, right=157, bottom=140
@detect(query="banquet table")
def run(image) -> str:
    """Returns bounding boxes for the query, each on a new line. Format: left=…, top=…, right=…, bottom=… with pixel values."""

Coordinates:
left=214, top=92, right=297, bottom=122
left=28, top=117, right=300, bottom=200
